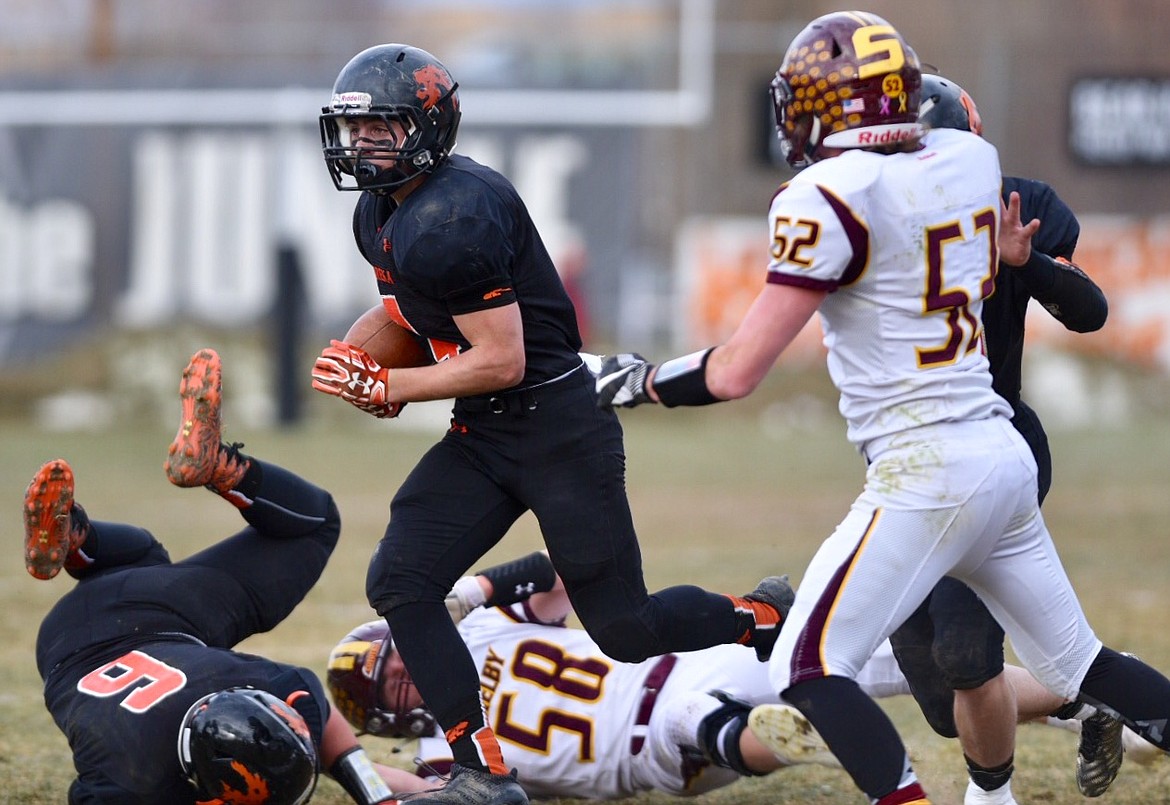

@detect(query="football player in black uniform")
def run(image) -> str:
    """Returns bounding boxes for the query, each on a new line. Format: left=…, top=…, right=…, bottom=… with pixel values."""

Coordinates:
left=886, top=74, right=1116, bottom=805
left=310, top=44, right=793, bottom=805
left=27, top=349, right=400, bottom=805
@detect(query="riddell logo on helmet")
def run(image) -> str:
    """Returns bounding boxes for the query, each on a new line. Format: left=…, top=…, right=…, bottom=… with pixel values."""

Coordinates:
left=856, top=129, right=916, bottom=144
left=332, top=92, right=372, bottom=111
left=362, top=644, right=380, bottom=678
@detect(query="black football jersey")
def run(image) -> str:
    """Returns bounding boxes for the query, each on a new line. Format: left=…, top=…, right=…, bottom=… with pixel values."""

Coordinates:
left=352, top=154, right=582, bottom=387
left=32, top=455, right=341, bottom=803
left=42, top=638, right=326, bottom=804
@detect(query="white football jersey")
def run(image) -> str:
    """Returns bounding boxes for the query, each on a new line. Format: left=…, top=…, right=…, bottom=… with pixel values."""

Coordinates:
left=766, top=128, right=1011, bottom=447
left=404, top=605, right=908, bottom=799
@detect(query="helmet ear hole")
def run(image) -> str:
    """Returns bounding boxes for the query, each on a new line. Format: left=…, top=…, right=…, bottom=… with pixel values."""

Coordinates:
left=779, top=115, right=817, bottom=169
left=807, top=117, right=822, bottom=155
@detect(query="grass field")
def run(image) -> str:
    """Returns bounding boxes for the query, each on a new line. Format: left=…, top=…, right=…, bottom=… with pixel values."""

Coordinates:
left=2, top=352, right=1169, bottom=804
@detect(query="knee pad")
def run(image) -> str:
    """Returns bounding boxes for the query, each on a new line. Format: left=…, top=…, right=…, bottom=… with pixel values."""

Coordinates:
left=932, top=636, right=1004, bottom=691
left=569, top=576, right=661, bottom=663
left=583, top=611, right=657, bottom=663
left=365, top=540, right=447, bottom=616
left=929, top=581, right=1005, bottom=690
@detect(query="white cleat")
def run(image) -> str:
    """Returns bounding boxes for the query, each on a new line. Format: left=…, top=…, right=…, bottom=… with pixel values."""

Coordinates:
left=747, top=703, right=841, bottom=768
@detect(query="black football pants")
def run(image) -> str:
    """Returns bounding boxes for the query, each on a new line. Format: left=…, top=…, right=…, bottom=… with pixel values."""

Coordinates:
left=367, top=364, right=743, bottom=733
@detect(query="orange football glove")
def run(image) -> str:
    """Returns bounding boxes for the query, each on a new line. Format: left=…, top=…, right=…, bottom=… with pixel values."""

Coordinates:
left=311, top=340, right=405, bottom=419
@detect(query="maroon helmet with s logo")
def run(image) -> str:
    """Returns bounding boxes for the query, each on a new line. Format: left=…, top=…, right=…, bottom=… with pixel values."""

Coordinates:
left=771, top=11, right=923, bottom=168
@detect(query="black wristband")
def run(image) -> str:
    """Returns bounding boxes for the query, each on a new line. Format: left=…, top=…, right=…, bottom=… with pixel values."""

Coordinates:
left=482, top=551, right=557, bottom=607
left=652, top=348, right=720, bottom=408
left=329, top=746, right=395, bottom=805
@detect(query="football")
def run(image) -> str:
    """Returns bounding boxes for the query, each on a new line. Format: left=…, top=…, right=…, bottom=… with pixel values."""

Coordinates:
left=343, top=304, right=432, bottom=368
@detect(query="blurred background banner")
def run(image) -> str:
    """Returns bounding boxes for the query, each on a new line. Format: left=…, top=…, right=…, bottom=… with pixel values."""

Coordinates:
left=675, top=214, right=1170, bottom=373
left=2, top=0, right=1169, bottom=425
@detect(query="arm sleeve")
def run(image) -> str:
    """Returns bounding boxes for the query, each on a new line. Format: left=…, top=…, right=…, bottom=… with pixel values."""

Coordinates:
left=1009, top=178, right=1107, bottom=333
left=1013, top=251, right=1108, bottom=333
left=479, top=551, right=557, bottom=607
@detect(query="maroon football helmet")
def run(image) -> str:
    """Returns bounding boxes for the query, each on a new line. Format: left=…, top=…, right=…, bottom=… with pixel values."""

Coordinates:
left=325, top=619, right=436, bottom=738
left=771, top=11, right=923, bottom=168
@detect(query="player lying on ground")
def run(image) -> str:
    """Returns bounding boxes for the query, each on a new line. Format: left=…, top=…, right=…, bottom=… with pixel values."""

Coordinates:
left=326, top=551, right=881, bottom=799
left=25, top=348, right=400, bottom=805
left=326, top=552, right=1161, bottom=799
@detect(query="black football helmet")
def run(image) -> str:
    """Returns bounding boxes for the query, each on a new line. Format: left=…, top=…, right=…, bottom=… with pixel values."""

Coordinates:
left=320, top=44, right=461, bottom=193
left=919, top=73, right=984, bottom=135
left=177, top=687, right=317, bottom=805
left=771, top=11, right=923, bottom=168
left=326, top=619, right=437, bottom=738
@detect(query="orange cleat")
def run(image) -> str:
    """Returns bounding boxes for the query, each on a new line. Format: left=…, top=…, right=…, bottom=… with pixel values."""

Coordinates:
left=164, top=349, right=248, bottom=495
left=24, top=459, right=79, bottom=580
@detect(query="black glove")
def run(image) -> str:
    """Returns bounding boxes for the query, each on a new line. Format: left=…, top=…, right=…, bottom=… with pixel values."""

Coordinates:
left=595, top=353, right=655, bottom=408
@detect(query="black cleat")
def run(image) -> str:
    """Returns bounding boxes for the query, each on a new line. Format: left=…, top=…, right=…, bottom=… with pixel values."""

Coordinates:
left=741, top=575, right=795, bottom=661
left=1077, top=709, right=1125, bottom=797
left=425, top=764, right=528, bottom=805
